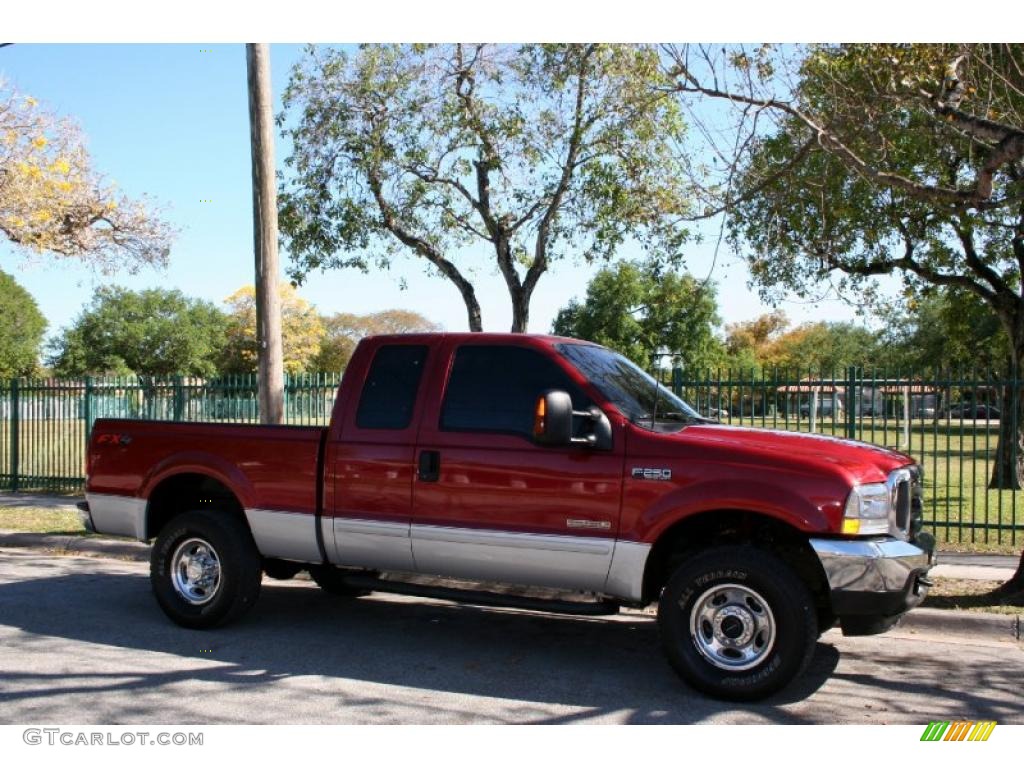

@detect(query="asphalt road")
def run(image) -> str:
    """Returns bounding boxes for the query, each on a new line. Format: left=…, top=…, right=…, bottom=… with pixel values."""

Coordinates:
left=0, top=547, right=1021, bottom=725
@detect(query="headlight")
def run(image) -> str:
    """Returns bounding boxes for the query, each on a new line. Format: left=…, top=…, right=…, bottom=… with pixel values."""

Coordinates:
left=842, top=482, right=891, bottom=535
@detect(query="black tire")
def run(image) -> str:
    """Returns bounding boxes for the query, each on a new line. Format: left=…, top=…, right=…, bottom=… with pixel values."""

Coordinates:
left=150, top=510, right=262, bottom=629
left=309, top=565, right=376, bottom=597
left=657, top=545, right=817, bottom=701
left=263, top=559, right=303, bottom=581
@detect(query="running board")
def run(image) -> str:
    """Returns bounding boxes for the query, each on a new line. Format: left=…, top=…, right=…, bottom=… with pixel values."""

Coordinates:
left=339, top=573, right=621, bottom=616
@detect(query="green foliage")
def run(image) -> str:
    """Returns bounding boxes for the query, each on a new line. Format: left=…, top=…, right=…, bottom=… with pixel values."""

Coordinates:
left=312, top=309, right=441, bottom=372
left=723, top=311, right=880, bottom=373
left=280, top=44, right=693, bottom=331
left=552, top=260, right=721, bottom=371
left=876, top=288, right=1010, bottom=372
left=726, top=44, right=1024, bottom=330
left=0, top=270, right=46, bottom=378
left=48, top=287, right=229, bottom=377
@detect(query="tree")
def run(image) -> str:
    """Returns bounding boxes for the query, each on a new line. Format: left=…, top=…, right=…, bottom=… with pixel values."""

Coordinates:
left=312, top=309, right=441, bottom=371
left=666, top=44, right=1024, bottom=595
left=48, top=287, right=228, bottom=377
left=766, top=322, right=880, bottom=372
left=0, top=269, right=46, bottom=378
left=552, top=260, right=722, bottom=371
left=279, top=44, right=692, bottom=332
left=1, top=81, right=173, bottom=272
left=220, top=283, right=325, bottom=375
left=876, top=288, right=1010, bottom=372
left=723, top=312, right=880, bottom=373
left=723, top=311, right=789, bottom=371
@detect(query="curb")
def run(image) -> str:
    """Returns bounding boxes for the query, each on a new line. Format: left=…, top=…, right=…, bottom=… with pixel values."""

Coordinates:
left=897, top=607, right=1021, bottom=642
left=0, top=531, right=149, bottom=562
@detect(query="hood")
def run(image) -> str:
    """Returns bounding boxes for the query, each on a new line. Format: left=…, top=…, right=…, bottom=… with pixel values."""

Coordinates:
left=671, top=423, right=914, bottom=485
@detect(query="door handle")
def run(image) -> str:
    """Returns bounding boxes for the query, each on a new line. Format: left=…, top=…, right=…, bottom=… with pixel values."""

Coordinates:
left=418, top=450, right=440, bottom=482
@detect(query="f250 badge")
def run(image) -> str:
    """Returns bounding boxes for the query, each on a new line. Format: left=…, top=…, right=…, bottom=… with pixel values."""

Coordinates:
left=632, top=467, right=672, bottom=481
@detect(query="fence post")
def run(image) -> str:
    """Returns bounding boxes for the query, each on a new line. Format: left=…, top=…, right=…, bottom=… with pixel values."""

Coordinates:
left=671, top=366, right=683, bottom=398
left=846, top=366, right=858, bottom=441
left=10, top=378, right=19, bottom=492
left=84, top=376, right=94, bottom=451
left=173, top=375, right=185, bottom=421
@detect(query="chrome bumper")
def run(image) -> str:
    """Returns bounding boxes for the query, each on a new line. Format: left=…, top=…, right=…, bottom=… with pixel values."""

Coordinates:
left=810, top=537, right=934, bottom=594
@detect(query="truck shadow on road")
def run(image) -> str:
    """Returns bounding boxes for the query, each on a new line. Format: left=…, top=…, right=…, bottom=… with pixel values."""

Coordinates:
left=13, top=560, right=1019, bottom=724
left=0, top=562, right=858, bottom=723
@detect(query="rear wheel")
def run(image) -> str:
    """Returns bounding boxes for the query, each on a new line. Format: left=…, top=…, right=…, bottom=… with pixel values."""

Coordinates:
left=657, top=546, right=817, bottom=701
left=151, top=510, right=262, bottom=629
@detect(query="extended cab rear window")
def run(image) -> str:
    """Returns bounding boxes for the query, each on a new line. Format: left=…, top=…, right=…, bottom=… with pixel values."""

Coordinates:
left=440, top=345, right=590, bottom=438
left=355, top=344, right=428, bottom=430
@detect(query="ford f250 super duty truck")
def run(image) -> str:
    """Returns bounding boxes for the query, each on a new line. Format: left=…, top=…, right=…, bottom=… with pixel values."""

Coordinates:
left=80, top=333, right=935, bottom=700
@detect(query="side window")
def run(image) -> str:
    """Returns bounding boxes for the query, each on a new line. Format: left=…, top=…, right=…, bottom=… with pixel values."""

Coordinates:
left=355, top=345, right=428, bottom=430
left=440, top=345, right=591, bottom=438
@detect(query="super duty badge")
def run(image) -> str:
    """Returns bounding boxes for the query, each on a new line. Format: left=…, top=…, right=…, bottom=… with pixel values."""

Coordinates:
left=632, top=467, right=672, bottom=481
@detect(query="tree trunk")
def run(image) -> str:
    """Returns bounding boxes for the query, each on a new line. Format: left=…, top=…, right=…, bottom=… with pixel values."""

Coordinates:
left=988, top=344, right=1024, bottom=599
left=463, top=293, right=483, bottom=332
left=510, top=289, right=529, bottom=333
left=988, top=373, right=1024, bottom=490
left=997, top=550, right=1024, bottom=595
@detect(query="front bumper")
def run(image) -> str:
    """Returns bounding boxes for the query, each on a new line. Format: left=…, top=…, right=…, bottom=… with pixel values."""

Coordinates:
left=810, top=535, right=935, bottom=635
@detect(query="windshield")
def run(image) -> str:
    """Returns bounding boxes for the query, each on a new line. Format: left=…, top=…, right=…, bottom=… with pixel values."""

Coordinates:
left=557, top=342, right=704, bottom=432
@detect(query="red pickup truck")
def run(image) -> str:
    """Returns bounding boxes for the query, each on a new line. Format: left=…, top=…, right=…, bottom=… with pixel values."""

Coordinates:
left=81, top=333, right=934, bottom=700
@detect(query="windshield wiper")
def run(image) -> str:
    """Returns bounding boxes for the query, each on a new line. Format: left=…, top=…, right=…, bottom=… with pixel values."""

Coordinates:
left=635, top=411, right=706, bottom=425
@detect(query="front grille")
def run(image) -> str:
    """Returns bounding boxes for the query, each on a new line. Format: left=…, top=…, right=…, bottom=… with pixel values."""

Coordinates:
left=894, top=479, right=910, bottom=532
left=887, top=466, right=920, bottom=539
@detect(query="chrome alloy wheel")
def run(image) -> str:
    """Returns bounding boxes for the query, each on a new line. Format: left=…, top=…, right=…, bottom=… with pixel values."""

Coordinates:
left=170, top=538, right=222, bottom=605
left=689, top=583, right=776, bottom=671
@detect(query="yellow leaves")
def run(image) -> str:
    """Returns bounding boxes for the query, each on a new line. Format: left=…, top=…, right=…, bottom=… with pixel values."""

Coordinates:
left=222, top=283, right=325, bottom=374
left=49, top=157, right=71, bottom=175
left=24, top=96, right=37, bottom=107
left=31, top=135, right=48, bottom=149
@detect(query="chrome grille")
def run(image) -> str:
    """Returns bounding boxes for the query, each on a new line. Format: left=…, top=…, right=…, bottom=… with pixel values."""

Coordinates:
left=886, top=466, right=918, bottom=539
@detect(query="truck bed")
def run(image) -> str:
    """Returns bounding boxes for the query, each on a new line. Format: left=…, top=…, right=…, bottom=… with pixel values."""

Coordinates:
left=87, top=418, right=326, bottom=516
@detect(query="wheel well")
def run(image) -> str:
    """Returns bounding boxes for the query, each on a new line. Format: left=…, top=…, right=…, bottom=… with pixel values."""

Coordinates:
left=641, top=510, right=832, bottom=625
left=145, top=473, right=245, bottom=540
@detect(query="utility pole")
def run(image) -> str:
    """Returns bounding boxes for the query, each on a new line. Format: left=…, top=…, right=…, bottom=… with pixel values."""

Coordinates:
left=246, top=43, right=284, bottom=424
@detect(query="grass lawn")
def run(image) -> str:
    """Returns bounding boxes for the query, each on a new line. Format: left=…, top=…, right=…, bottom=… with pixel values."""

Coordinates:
left=923, top=577, right=1024, bottom=615
left=0, top=506, right=90, bottom=536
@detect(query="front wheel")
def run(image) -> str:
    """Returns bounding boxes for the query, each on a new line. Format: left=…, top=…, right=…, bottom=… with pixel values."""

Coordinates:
left=150, top=510, right=262, bottom=629
left=657, top=546, right=817, bottom=701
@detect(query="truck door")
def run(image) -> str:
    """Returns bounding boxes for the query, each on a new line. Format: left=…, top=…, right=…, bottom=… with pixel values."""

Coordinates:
left=326, top=342, right=430, bottom=571
left=410, top=340, right=624, bottom=592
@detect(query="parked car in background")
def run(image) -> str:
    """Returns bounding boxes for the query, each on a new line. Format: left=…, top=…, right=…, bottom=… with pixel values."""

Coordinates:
left=799, top=400, right=841, bottom=418
left=946, top=403, right=1000, bottom=420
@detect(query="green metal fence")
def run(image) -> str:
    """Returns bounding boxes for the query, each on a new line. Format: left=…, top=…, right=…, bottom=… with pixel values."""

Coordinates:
left=670, top=367, right=1022, bottom=547
left=0, top=373, right=341, bottom=494
left=1, top=368, right=1022, bottom=547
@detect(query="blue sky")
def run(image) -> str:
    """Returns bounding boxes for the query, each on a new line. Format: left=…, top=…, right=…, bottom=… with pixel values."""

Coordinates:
left=0, top=43, right=867, bottom=345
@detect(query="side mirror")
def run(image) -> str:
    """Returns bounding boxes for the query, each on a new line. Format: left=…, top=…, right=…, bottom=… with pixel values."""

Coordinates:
left=533, top=390, right=612, bottom=450
left=534, top=390, right=573, bottom=445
